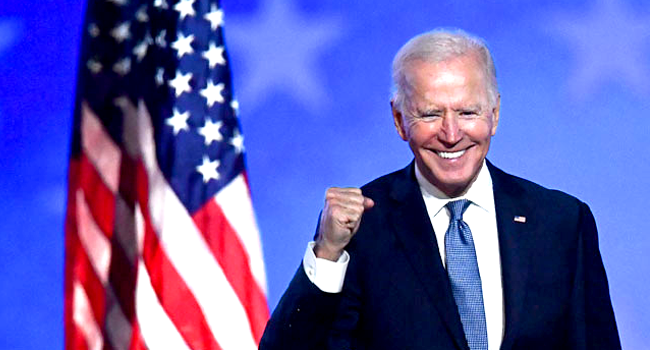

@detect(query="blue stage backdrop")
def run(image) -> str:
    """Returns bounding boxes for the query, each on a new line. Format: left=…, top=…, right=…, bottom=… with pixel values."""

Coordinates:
left=1, top=0, right=649, bottom=348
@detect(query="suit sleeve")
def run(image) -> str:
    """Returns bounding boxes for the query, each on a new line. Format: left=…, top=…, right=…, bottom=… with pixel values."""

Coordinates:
left=259, top=265, right=342, bottom=350
left=571, top=202, right=621, bottom=349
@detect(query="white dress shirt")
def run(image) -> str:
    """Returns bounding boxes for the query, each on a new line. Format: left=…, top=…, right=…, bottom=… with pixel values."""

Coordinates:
left=303, top=241, right=349, bottom=293
left=415, top=161, right=504, bottom=350
left=303, top=161, right=504, bottom=349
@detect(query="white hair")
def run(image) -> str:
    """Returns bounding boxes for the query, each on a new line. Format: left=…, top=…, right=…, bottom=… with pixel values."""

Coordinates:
left=391, top=28, right=498, bottom=112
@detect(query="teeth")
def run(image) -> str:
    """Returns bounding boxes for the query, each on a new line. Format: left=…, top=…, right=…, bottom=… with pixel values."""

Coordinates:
left=437, top=149, right=466, bottom=159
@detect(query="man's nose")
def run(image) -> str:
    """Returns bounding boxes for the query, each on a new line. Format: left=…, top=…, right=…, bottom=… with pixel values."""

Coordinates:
left=438, top=114, right=462, bottom=145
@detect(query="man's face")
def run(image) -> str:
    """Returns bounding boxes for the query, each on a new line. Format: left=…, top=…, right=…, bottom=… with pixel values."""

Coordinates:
left=392, top=54, right=499, bottom=197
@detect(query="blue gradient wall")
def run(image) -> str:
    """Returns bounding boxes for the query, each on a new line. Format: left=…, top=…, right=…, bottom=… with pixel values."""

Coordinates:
left=1, top=0, right=648, bottom=348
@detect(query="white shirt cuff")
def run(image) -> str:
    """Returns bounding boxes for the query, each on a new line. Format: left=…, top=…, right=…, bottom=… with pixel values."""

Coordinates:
left=302, top=241, right=349, bottom=293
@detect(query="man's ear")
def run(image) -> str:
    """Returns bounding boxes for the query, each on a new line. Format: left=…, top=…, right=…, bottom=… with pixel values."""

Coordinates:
left=391, top=100, right=408, bottom=141
left=491, top=94, right=500, bottom=136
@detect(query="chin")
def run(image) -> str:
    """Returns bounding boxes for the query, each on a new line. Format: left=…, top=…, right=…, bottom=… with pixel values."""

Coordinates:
left=418, top=154, right=482, bottom=192
left=427, top=167, right=478, bottom=196
left=439, top=178, right=471, bottom=192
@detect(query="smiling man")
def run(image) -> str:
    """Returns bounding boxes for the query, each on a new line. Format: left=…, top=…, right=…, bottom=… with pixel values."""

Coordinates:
left=259, top=29, right=621, bottom=350
left=392, top=50, right=499, bottom=198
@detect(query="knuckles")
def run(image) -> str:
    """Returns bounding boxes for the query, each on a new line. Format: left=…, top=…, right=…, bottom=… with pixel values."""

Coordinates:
left=325, top=187, right=365, bottom=206
left=323, top=187, right=366, bottom=229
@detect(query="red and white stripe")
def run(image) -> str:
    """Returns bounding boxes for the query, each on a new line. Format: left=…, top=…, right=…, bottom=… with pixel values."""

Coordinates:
left=64, top=100, right=269, bottom=350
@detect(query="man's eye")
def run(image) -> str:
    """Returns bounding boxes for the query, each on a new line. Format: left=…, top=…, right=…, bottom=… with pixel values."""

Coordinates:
left=460, top=111, right=479, bottom=118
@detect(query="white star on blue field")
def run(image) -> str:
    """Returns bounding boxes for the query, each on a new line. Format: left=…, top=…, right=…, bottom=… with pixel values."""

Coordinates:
left=548, top=0, right=650, bottom=99
left=225, top=0, right=344, bottom=111
left=0, top=19, right=21, bottom=57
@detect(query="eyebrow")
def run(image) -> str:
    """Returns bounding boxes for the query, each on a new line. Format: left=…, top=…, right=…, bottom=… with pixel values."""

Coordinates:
left=454, top=105, right=483, bottom=113
left=414, top=105, right=484, bottom=115
left=417, top=108, right=444, bottom=115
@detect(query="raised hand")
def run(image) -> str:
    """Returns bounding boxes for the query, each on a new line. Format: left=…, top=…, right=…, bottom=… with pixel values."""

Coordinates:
left=314, top=187, right=374, bottom=261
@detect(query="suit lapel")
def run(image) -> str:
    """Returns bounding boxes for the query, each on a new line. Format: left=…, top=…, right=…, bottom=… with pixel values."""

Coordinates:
left=487, top=161, right=533, bottom=350
left=388, top=164, right=469, bottom=350
left=386, top=161, right=536, bottom=349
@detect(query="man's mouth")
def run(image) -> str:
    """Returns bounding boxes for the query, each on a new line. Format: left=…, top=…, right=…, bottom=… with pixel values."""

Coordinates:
left=435, top=149, right=466, bottom=159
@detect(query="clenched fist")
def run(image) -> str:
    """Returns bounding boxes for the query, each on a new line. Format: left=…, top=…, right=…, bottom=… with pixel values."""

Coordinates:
left=314, top=187, right=375, bottom=261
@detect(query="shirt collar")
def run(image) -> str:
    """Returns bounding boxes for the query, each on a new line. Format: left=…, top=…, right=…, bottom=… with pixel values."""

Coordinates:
left=414, top=159, right=495, bottom=216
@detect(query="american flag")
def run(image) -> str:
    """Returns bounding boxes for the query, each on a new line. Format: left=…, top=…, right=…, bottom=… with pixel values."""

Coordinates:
left=64, top=0, right=269, bottom=349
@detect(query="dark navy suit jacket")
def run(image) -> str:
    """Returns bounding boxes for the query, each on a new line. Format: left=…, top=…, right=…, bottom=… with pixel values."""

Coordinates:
left=259, top=161, right=621, bottom=350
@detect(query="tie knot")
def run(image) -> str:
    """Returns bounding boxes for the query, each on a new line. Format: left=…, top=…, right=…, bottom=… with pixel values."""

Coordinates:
left=446, top=199, right=470, bottom=221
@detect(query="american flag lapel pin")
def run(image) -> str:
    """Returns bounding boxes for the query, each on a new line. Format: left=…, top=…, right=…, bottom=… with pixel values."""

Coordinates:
left=514, top=215, right=526, bottom=223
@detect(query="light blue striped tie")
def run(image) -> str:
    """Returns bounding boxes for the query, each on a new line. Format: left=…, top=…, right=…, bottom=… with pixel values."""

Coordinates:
left=445, top=199, right=488, bottom=350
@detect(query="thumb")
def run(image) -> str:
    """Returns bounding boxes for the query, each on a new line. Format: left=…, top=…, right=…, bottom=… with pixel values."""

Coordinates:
left=363, top=196, right=375, bottom=210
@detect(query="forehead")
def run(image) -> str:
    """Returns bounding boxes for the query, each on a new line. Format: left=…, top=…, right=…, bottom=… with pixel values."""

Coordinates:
left=404, top=55, right=490, bottom=107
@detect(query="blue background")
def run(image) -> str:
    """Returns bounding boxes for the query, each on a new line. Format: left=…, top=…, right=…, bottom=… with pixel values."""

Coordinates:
left=1, top=0, right=649, bottom=348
